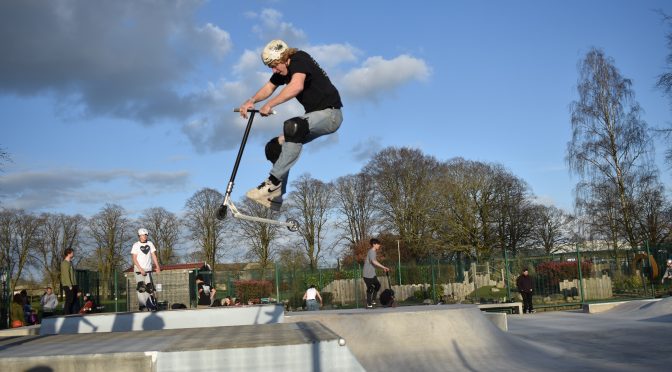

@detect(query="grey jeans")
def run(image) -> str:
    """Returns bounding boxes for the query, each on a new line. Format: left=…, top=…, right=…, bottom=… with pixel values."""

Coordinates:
left=270, top=108, right=343, bottom=192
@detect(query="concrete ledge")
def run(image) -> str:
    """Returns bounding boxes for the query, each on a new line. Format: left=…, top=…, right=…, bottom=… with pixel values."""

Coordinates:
left=582, top=299, right=660, bottom=314
left=40, top=304, right=284, bottom=335
left=478, top=302, right=522, bottom=314
left=0, top=325, right=41, bottom=337
left=483, top=312, right=508, bottom=331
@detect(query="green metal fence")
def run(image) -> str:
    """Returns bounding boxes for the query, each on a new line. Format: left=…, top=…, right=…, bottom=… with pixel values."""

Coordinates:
left=2, top=242, right=669, bottom=325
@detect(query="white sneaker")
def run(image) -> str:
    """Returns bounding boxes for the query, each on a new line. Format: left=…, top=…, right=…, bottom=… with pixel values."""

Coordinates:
left=246, top=179, right=282, bottom=208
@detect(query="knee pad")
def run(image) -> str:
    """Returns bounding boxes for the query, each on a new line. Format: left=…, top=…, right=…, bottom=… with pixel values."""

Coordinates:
left=265, top=137, right=282, bottom=164
left=136, top=281, right=146, bottom=293
left=145, top=282, right=155, bottom=294
left=283, top=117, right=310, bottom=143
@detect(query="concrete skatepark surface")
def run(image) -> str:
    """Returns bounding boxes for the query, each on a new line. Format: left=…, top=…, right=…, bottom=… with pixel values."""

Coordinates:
left=0, top=298, right=670, bottom=371
left=507, top=297, right=672, bottom=371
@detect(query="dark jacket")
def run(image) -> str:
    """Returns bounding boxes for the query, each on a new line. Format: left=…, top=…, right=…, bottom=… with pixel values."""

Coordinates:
left=516, top=274, right=533, bottom=292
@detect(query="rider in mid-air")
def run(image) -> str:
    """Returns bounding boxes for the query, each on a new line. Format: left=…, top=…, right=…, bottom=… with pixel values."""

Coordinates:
left=238, top=39, right=343, bottom=210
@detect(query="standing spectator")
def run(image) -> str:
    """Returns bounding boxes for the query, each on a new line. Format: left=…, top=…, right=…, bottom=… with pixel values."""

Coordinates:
left=661, top=259, right=672, bottom=296
left=362, top=238, right=390, bottom=309
left=516, top=268, right=535, bottom=314
left=19, top=289, right=32, bottom=324
left=10, top=293, right=25, bottom=328
left=131, top=228, right=161, bottom=311
left=303, top=284, right=323, bottom=311
left=40, top=287, right=58, bottom=318
left=196, top=274, right=216, bottom=308
left=60, top=248, right=78, bottom=315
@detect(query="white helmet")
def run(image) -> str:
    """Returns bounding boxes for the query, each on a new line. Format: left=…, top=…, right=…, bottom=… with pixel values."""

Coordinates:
left=261, top=39, right=288, bottom=66
left=138, top=228, right=149, bottom=236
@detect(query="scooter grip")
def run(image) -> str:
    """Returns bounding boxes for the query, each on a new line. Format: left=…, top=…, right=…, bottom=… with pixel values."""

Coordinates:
left=233, top=108, right=277, bottom=114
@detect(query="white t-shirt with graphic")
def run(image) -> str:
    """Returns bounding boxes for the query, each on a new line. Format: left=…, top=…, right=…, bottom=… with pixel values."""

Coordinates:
left=131, top=241, right=157, bottom=272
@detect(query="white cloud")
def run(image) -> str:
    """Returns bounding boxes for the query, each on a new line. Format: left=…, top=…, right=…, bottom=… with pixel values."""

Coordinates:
left=341, top=55, right=431, bottom=100
left=0, top=169, right=189, bottom=210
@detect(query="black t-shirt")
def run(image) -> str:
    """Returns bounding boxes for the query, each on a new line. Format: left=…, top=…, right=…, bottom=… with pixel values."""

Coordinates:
left=198, top=282, right=212, bottom=305
left=270, top=50, right=343, bottom=113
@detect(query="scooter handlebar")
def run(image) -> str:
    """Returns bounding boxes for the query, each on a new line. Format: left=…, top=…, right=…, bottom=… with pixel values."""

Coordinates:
left=233, top=108, right=277, bottom=115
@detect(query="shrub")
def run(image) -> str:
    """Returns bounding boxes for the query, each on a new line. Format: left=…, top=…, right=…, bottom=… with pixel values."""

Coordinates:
left=234, top=280, right=273, bottom=303
left=535, top=261, right=592, bottom=287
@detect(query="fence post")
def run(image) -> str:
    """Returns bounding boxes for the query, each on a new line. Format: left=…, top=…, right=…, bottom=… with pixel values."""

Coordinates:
left=576, top=244, right=585, bottom=304
left=503, top=248, right=511, bottom=301
left=645, top=241, right=654, bottom=298
left=354, top=262, right=359, bottom=309
left=397, top=240, right=402, bottom=286
left=431, top=256, right=437, bottom=303
left=114, top=269, right=118, bottom=313
left=275, top=262, right=280, bottom=303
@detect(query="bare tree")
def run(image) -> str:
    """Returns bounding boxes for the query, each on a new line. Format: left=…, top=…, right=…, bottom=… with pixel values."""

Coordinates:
left=235, top=198, right=281, bottom=277
left=0, top=209, right=42, bottom=288
left=363, top=147, right=441, bottom=258
left=532, top=205, right=575, bottom=254
left=436, top=159, right=500, bottom=261
left=333, top=173, right=379, bottom=251
left=140, top=207, right=181, bottom=265
left=89, top=204, right=132, bottom=296
left=632, top=174, right=672, bottom=247
left=493, top=168, right=537, bottom=257
left=287, top=174, right=336, bottom=271
left=567, top=48, right=654, bottom=249
left=36, top=213, right=85, bottom=289
left=656, top=11, right=672, bottom=166
left=183, top=188, right=229, bottom=273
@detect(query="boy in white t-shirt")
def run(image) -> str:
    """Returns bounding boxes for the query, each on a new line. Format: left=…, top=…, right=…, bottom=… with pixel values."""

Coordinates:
left=131, top=228, right=161, bottom=311
left=302, top=284, right=323, bottom=311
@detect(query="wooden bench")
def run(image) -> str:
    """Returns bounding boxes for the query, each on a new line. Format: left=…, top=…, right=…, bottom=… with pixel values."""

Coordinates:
left=477, top=302, right=522, bottom=314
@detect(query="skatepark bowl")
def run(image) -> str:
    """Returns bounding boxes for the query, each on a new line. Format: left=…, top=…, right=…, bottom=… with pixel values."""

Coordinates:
left=0, top=298, right=670, bottom=371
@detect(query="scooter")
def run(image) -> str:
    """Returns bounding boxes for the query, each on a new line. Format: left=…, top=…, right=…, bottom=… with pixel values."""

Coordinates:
left=216, top=108, right=299, bottom=232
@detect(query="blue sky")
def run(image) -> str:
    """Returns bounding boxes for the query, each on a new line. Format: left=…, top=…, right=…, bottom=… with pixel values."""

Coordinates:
left=1, top=0, right=671, bottom=219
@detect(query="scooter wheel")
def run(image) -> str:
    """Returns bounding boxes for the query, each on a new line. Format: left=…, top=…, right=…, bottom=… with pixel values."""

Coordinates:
left=287, top=218, right=299, bottom=232
left=216, top=205, right=228, bottom=220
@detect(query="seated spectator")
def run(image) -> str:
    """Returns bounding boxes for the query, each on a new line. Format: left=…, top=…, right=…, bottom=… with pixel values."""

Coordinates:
left=196, top=275, right=216, bottom=308
left=223, top=296, right=232, bottom=306
left=79, top=293, right=94, bottom=314
left=40, top=287, right=58, bottom=318
left=11, top=293, right=25, bottom=328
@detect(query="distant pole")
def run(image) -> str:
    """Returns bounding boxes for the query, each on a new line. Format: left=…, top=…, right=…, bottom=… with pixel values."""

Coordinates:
left=576, top=244, right=585, bottom=304
left=645, top=241, right=654, bottom=298
left=503, top=248, right=511, bottom=301
left=275, top=262, right=280, bottom=302
left=397, top=240, right=402, bottom=285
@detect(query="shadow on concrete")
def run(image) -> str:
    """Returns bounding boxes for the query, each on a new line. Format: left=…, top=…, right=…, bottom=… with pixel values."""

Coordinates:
left=296, top=322, right=322, bottom=372
left=111, top=312, right=134, bottom=333
left=61, top=315, right=98, bottom=333
left=27, top=366, right=53, bottom=372
left=452, top=340, right=478, bottom=372
left=142, top=311, right=166, bottom=330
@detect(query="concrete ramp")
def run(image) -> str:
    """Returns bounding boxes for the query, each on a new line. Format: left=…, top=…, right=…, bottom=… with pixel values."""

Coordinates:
left=40, top=304, right=284, bottom=335
left=285, top=305, right=570, bottom=371
left=0, top=322, right=363, bottom=372
left=604, top=297, right=671, bottom=320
